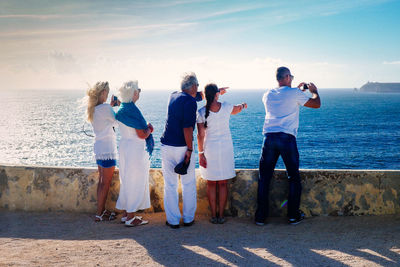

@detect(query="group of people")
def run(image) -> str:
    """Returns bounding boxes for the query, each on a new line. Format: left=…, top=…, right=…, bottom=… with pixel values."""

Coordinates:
left=86, top=66, right=320, bottom=228
left=87, top=80, right=154, bottom=226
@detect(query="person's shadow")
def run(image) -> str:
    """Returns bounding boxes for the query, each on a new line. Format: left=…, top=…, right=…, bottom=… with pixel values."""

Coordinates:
left=1, top=211, right=399, bottom=266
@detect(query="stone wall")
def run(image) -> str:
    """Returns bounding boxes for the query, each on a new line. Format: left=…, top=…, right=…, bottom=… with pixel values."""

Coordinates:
left=1, top=165, right=399, bottom=217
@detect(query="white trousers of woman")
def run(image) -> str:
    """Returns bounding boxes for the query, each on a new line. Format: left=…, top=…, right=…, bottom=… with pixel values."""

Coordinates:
left=161, top=144, right=196, bottom=225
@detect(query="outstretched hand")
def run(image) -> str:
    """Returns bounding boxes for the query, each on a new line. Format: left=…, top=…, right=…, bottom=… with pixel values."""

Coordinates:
left=219, top=87, right=229, bottom=95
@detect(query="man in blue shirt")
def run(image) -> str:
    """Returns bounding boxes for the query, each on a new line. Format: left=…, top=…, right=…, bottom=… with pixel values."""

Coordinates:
left=161, top=72, right=201, bottom=228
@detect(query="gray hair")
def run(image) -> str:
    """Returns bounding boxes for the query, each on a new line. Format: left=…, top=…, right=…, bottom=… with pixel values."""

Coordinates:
left=118, top=80, right=139, bottom=103
left=181, top=72, right=198, bottom=91
left=276, top=66, right=291, bottom=81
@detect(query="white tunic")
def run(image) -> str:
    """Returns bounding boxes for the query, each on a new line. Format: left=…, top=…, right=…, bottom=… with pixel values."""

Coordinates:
left=91, top=104, right=118, bottom=160
left=197, top=102, right=236, bottom=181
left=116, top=122, right=151, bottom=213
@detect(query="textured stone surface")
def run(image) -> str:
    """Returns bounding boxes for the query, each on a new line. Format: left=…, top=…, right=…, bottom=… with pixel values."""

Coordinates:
left=0, top=165, right=399, bottom=217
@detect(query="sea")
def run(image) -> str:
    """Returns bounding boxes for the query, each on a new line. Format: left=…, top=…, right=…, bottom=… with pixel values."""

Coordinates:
left=0, top=89, right=399, bottom=170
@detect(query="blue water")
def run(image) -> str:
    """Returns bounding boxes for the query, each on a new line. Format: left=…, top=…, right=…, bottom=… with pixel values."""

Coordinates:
left=0, top=89, right=399, bottom=169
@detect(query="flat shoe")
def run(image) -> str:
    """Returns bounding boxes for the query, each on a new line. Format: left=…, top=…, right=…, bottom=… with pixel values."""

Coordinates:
left=210, top=217, right=218, bottom=224
left=94, top=209, right=109, bottom=222
left=101, top=210, right=116, bottom=221
left=94, top=215, right=103, bottom=222
left=121, top=215, right=141, bottom=223
left=108, top=212, right=117, bottom=221
left=166, top=221, right=180, bottom=229
left=125, top=216, right=148, bottom=227
left=217, top=217, right=226, bottom=224
left=183, top=220, right=195, bottom=227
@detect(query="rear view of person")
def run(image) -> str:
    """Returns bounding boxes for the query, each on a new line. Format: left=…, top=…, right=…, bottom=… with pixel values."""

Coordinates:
left=86, top=81, right=119, bottom=222
left=160, top=72, right=203, bottom=228
left=255, top=66, right=321, bottom=226
left=115, top=81, right=154, bottom=227
left=197, top=83, right=247, bottom=224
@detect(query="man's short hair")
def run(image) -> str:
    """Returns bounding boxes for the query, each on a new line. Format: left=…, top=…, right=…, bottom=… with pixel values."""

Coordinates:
left=276, top=67, right=291, bottom=81
left=181, top=72, right=198, bottom=91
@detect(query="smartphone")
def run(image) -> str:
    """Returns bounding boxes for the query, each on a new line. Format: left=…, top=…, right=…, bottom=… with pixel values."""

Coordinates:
left=112, top=96, right=119, bottom=106
left=303, top=84, right=309, bottom=90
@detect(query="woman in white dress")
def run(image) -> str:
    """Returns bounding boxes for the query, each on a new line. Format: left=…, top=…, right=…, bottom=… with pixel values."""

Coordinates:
left=197, top=83, right=247, bottom=224
left=115, top=81, right=154, bottom=227
left=86, top=81, right=119, bottom=222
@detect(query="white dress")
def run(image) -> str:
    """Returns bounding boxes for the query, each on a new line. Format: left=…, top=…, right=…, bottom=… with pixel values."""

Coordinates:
left=116, top=122, right=151, bottom=213
left=197, top=102, right=236, bottom=181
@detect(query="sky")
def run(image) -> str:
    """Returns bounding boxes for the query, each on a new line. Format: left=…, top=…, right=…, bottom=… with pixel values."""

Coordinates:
left=1, top=0, right=400, bottom=90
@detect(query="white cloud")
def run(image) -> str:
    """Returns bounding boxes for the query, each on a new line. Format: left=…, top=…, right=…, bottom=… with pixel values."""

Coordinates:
left=49, top=51, right=81, bottom=74
left=0, top=54, right=355, bottom=90
left=0, top=22, right=196, bottom=38
left=0, top=14, right=62, bottom=19
left=3, top=51, right=399, bottom=90
left=0, top=0, right=397, bottom=90
left=383, top=61, right=400, bottom=65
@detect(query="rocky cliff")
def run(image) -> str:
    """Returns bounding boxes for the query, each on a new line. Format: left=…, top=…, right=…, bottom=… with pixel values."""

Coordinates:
left=360, top=82, right=400, bottom=92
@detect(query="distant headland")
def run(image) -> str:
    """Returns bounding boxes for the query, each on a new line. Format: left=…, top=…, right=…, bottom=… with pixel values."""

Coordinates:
left=359, top=82, right=400, bottom=93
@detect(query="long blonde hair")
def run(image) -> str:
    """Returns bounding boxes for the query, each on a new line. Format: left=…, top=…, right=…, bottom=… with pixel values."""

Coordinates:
left=86, top=81, right=109, bottom=122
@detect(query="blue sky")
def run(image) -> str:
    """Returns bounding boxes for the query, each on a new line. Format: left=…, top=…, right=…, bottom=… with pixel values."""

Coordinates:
left=1, top=0, right=399, bottom=90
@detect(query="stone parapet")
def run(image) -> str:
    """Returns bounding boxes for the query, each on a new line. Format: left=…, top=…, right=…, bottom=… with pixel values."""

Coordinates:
left=0, top=165, right=399, bottom=217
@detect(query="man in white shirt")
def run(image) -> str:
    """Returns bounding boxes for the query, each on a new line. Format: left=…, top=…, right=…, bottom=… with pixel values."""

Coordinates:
left=255, top=66, right=321, bottom=226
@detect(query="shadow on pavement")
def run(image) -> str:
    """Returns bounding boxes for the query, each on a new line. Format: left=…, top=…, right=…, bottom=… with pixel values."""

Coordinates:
left=1, top=211, right=400, bottom=266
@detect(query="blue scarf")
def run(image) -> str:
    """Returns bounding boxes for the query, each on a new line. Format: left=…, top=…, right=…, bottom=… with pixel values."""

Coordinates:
left=116, top=102, right=154, bottom=156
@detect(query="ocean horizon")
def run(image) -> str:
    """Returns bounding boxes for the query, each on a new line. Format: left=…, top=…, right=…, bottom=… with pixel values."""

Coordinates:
left=1, top=88, right=399, bottom=170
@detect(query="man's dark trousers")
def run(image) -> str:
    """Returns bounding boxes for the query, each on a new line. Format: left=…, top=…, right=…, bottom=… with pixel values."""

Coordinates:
left=255, top=132, right=302, bottom=222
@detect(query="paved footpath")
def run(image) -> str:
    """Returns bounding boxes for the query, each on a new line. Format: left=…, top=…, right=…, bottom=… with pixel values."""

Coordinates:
left=0, top=211, right=399, bottom=266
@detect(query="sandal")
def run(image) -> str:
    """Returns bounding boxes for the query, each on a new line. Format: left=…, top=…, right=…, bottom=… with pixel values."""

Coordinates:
left=95, top=210, right=116, bottom=222
left=94, top=210, right=107, bottom=222
left=103, top=210, right=117, bottom=221
left=125, top=216, right=148, bottom=227
left=210, top=217, right=218, bottom=224
left=121, top=215, right=142, bottom=223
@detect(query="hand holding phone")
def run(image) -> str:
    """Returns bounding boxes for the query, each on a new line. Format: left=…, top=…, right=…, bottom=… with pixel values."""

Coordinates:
left=111, top=95, right=119, bottom=107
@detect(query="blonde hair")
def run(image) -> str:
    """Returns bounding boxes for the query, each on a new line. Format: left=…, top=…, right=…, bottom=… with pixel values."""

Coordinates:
left=86, top=81, right=109, bottom=122
left=118, top=80, right=139, bottom=103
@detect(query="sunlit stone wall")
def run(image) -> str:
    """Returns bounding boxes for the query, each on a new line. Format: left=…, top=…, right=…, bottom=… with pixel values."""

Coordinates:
left=0, top=165, right=399, bottom=217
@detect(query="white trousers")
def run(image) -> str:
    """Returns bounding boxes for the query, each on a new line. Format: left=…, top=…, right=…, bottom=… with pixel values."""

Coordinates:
left=161, top=144, right=196, bottom=225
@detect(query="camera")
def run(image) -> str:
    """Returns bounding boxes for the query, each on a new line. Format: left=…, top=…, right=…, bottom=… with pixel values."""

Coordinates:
left=303, top=83, right=309, bottom=90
